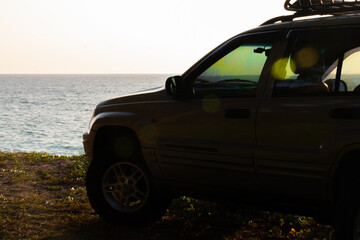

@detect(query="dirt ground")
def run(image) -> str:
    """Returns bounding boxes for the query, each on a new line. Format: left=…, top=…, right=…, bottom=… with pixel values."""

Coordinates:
left=0, top=152, right=334, bottom=240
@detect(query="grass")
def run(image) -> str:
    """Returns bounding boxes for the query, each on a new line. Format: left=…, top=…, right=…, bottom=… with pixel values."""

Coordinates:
left=0, top=151, right=334, bottom=240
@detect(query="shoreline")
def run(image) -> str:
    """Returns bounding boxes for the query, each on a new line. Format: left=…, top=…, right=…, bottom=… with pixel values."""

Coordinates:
left=0, top=150, right=84, bottom=157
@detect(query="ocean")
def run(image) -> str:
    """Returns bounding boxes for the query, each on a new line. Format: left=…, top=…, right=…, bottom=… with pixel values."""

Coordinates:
left=0, top=74, right=170, bottom=156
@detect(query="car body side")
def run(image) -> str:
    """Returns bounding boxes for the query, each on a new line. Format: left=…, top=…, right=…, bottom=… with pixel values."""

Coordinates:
left=83, top=15, right=360, bottom=219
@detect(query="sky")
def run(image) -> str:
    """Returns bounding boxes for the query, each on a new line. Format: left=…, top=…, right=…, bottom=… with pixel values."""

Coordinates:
left=0, top=0, right=289, bottom=74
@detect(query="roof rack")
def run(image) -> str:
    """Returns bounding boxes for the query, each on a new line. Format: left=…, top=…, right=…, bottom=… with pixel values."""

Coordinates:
left=262, top=0, right=360, bottom=25
left=285, top=0, right=360, bottom=12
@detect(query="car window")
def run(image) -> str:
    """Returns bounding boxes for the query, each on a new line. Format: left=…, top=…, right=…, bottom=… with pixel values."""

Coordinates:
left=273, top=27, right=360, bottom=97
left=193, top=33, right=276, bottom=98
left=323, top=47, right=360, bottom=93
left=272, top=28, right=341, bottom=96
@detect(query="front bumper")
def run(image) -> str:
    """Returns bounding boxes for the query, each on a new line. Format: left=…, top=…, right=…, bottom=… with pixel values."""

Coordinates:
left=82, top=131, right=93, bottom=162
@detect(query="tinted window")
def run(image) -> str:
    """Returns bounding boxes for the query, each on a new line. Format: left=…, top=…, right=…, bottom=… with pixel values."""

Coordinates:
left=193, top=33, right=277, bottom=98
left=273, top=27, right=360, bottom=96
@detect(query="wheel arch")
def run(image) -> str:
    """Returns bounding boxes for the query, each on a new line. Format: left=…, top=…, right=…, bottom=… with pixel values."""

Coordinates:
left=93, top=125, right=143, bottom=163
left=86, top=125, right=170, bottom=225
left=92, top=124, right=162, bottom=178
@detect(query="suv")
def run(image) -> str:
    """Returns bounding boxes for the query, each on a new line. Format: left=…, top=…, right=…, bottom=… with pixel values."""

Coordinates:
left=83, top=0, right=360, bottom=238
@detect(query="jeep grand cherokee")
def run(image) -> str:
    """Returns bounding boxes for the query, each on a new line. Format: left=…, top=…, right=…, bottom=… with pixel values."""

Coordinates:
left=83, top=0, right=360, bottom=238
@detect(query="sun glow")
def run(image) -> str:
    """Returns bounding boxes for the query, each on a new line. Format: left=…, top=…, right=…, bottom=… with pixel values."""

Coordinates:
left=0, top=0, right=287, bottom=74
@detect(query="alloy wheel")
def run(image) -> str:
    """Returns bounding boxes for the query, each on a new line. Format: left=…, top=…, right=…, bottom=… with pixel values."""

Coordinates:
left=102, top=162, right=150, bottom=213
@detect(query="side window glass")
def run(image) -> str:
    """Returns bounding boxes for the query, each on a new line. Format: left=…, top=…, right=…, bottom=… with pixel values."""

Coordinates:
left=193, top=35, right=275, bottom=98
left=324, top=47, right=360, bottom=93
left=342, top=48, right=360, bottom=92
left=273, top=27, right=360, bottom=97
left=273, top=29, right=343, bottom=96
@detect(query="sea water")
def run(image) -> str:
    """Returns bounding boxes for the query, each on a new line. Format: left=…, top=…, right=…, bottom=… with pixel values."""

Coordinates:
left=0, top=74, right=170, bottom=155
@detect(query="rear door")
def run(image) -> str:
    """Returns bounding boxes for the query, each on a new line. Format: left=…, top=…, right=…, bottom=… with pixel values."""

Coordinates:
left=255, top=26, right=360, bottom=201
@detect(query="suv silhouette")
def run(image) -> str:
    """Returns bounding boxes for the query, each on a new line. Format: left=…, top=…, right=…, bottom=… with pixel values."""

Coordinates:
left=83, top=0, right=360, bottom=238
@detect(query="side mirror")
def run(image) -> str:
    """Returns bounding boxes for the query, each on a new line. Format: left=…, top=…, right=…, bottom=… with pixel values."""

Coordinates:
left=165, top=76, right=182, bottom=96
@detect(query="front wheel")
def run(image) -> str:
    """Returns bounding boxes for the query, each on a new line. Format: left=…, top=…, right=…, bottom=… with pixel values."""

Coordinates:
left=86, top=158, right=169, bottom=225
left=102, top=162, right=150, bottom=213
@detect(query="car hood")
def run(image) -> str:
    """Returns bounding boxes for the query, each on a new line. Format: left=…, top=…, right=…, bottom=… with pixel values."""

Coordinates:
left=96, top=86, right=166, bottom=108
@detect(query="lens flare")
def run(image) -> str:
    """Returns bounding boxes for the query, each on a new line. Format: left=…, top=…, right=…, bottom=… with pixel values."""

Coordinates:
left=202, top=94, right=221, bottom=113
left=295, top=47, right=320, bottom=69
left=140, top=124, right=159, bottom=144
left=271, top=58, right=296, bottom=80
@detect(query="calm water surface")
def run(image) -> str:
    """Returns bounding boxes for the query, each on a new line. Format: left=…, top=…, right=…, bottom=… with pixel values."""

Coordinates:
left=0, top=74, right=170, bottom=155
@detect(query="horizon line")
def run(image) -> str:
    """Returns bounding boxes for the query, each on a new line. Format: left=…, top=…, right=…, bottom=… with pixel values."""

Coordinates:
left=0, top=73, right=178, bottom=75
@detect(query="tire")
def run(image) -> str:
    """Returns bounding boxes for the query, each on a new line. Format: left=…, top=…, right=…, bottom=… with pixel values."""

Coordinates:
left=86, top=134, right=170, bottom=225
left=334, top=162, right=360, bottom=240
left=353, top=207, right=360, bottom=240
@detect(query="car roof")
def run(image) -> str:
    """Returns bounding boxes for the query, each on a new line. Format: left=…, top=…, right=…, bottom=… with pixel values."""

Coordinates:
left=182, top=7, right=360, bottom=81
left=245, top=12, right=360, bottom=35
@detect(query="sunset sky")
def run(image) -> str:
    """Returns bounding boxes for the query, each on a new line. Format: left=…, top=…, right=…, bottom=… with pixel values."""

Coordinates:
left=0, top=0, right=288, bottom=74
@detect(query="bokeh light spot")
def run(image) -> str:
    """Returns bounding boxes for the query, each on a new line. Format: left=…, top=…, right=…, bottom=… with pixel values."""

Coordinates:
left=202, top=94, right=221, bottom=113
left=295, top=47, right=320, bottom=69
left=140, top=124, right=159, bottom=144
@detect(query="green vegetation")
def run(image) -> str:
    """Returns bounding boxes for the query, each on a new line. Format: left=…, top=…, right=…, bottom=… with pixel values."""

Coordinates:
left=0, top=151, right=334, bottom=239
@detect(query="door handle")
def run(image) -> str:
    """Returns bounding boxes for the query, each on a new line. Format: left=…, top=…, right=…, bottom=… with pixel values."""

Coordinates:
left=224, top=109, right=250, bottom=119
left=329, top=108, right=360, bottom=119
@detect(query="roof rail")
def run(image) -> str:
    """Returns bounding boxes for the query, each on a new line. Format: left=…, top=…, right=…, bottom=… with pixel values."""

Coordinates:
left=262, top=0, right=360, bottom=25
left=285, top=0, right=360, bottom=12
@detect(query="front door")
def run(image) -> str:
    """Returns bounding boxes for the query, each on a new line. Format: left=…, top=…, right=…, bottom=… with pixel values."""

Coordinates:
left=155, top=32, right=279, bottom=192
